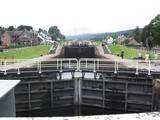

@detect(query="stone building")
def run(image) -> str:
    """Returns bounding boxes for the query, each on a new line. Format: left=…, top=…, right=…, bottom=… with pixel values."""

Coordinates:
left=12, top=25, right=40, bottom=46
left=1, top=31, right=11, bottom=49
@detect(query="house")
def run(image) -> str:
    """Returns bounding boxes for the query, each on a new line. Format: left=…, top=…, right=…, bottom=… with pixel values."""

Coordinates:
left=116, top=35, right=140, bottom=46
left=37, top=28, right=53, bottom=44
left=1, top=31, right=11, bottom=49
left=102, top=36, right=114, bottom=44
left=0, top=25, right=55, bottom=48
left=12, top=25, right=40, bottom=46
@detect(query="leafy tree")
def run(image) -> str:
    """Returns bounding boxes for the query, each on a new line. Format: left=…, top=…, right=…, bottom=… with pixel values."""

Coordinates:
left=7, top=26, right=15, bottom=31
left=141, top=14, right=160, bottom=46
left=48, top=26, right=65, bottom=41
left=133, top=26, right=141, bottom=43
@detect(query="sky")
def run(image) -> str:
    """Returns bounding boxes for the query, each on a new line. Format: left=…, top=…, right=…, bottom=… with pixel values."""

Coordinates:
left=0, top=0, right=160, bottom=35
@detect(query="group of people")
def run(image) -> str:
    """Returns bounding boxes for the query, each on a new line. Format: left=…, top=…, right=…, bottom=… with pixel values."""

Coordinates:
left=145, top=52, right=159, bottom=66
left=118, top=50, right=159, bottom=66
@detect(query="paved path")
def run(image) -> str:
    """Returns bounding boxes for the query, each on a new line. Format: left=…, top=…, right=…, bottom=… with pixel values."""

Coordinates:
left=97, top=45, right=160, bottom=72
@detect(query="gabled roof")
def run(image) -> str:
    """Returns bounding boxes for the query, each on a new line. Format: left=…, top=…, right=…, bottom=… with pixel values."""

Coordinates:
left=17, top=25, right=33, bottom=31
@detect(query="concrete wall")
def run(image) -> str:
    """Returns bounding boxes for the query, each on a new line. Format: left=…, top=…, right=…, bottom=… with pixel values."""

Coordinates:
left=153, top=79, right=160, bottom=111
left=0, top=89, right=16, bottom=117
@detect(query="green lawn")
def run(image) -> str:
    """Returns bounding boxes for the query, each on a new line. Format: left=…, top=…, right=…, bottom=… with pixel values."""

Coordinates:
left=0, top=45, right=51, bottom=59
left=95, top=40, right=101, bottom=46
left=107, top=44, right=156, bottom=59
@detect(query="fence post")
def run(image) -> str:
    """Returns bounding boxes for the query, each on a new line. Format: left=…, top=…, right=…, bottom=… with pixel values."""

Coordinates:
left=116, top=60, right=118, bottom=71
left=39, top=60, right=42, bottom=74
left=4, top=60, right=7, bottom=75
left=97, top=59, right=99, bottom=70
left=17, top=60, right=20, bottom=75
left=76, top=59, right=79, bottom=71
left=85, top=59, right=87, bottom=68
left=57, top=59, right=59, bottom=70
left=148, top=60, right=151, bottom=75
left=93, top=59, right=96, bottom=73
left=60, top=59, right=62, bottom=72
left=136, top=60, right=139, bottom=75
left=69, top=59, right=71, bottom=68
left=78, top=59, right=81, bottom=72
left=114, top=60, right=117, bottom=74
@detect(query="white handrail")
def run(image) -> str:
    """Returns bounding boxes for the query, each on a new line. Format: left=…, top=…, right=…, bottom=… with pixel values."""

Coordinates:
left=114, top=60, right=117, bottom=74
left=148, top=60, right=151, bottom=75
left=136, top=60, right=139, bottom=75
left=0, top=58, right=160, bottom=74
left=0, top=58, right=79, bottom=74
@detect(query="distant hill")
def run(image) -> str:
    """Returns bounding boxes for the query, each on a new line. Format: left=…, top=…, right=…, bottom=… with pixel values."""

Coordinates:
left=66, top=29, right=136, bottom=40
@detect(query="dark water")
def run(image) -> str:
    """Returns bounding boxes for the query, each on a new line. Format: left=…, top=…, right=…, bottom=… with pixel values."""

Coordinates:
left=17, top=105, right=125, bottom=117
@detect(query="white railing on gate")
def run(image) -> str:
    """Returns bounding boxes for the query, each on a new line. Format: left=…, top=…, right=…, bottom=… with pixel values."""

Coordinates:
left=0, top=58, right=160, bottom=75
left=79, top=58, right=160, bottom=75
left=0, top=58, right=78, bottom=75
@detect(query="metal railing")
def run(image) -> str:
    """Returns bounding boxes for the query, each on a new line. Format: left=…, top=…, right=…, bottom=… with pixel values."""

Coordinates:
left=0, top=58, right=78, bottom=75
left=79, top=58, right=160, bottom=75
left=0, top=58, right=160, bottom=75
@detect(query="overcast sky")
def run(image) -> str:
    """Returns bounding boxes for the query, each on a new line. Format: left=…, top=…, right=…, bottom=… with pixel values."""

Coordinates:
left=0, top=0, right=160, bottom=35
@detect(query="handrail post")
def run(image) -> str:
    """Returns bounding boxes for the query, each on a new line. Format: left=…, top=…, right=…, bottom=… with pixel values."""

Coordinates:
left=93, top=59, right=96, bottom=72
left=60, top=59, right=62, bottom=72
left=136, top=60, right=139, bottom=75
left=114, top=60, right=117, bottom=74
left=97, top=59, right=99, bottom=70
left=39, top=60, right=42, bottom=74
left=148, top=60, right=151, bottom=75
left=57, top=59, right=59, bottom=69
left=4, top=60, right=7, bottom=75
left=116, top=60, right=118, bottom=71
left=76, top=59, right=79, bottom=71
left=78, top=59, right=81, bottom=72
left=17, top=60, right=20, bottom=75
left=69, top=59, right=71, bottom=68
left=85, top=59, right=87, bottom=68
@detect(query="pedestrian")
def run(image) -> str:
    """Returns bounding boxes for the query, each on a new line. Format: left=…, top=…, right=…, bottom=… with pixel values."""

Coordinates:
left=145, top=53, right=149, bottom=64
left=138, top=52, right=142, bottom=59
left=120, top=51, right=124, bottom=59
left=154, top=53, right=158, bottom=66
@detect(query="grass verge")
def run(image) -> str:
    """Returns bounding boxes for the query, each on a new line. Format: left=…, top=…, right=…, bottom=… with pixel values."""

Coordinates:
left=107, top=44, right=157, bottom=59
left=0, top=45, right=51, bottom=59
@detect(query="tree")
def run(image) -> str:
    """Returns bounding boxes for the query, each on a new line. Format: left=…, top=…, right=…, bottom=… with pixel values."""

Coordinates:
left=48, top=26, right=65, bottom=41
left=141, top=14, right=160, bottom=46
left=7, top=26, right=15, bottom=31
left=133, top=26, right=141, bottom=43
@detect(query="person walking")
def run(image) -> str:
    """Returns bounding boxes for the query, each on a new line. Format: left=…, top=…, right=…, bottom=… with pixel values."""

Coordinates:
left=154, top=52, right=158, bottom=66
left=145, top=53, right=149, bottom=64
left=120, top=51, right=124, bottom=59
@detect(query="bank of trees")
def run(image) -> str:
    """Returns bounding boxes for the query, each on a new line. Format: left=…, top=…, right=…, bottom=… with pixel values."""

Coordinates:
left=48, top=26, right=65, bottom=41
left=132, top=14, right=160, bottom=47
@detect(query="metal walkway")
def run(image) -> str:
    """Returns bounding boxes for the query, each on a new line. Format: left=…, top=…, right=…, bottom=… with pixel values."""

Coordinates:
left=0, top=58, right=160, bottom=76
